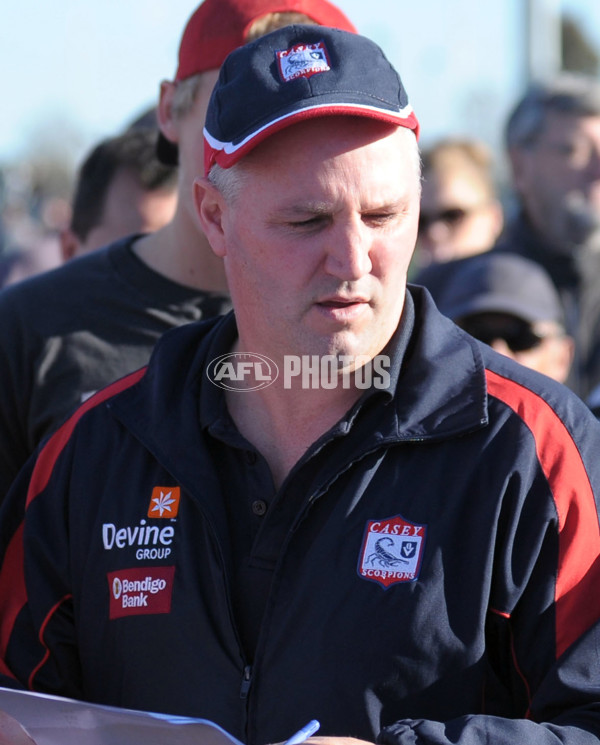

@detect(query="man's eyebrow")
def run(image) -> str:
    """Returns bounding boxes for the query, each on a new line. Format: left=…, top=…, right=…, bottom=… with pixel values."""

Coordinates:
left=276, top=198, right=408, bottom=217
left=277, top=202, right=333, bottom=217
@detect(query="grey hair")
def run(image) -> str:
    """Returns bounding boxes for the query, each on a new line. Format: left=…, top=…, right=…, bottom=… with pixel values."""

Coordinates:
left=207, top=122, right=422, bottom=201
left=506, top=73, right=600, bottom=150
left=401, top=127, right=423, bottom=194
left=207, top=162, right=250, bottom=204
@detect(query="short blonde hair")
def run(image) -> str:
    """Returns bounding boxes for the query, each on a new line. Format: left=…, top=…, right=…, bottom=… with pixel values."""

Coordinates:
left=422, top=139, right=496, bottom=202
left=171, top=12, right=318, bottom=120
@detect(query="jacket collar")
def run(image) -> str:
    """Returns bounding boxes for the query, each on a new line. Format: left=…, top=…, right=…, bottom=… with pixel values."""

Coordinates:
left=108, top=286, right=489, bottom=481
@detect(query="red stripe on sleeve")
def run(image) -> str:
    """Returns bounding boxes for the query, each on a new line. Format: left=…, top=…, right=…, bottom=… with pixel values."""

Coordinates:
left=0, top=523, right=25, bottom=669
left=0, top=367, right=146, bottom=681
left=28, top=594, right=73, bottom=691
left=486, top=369, right=600, bottom=658
left=26, top=367, right=146, bottom=508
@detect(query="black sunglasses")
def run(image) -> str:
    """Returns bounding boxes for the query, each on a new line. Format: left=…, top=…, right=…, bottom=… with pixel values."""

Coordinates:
left=418, top=207, right=470, bottom=233
left=458, top=315, right=546, bottom=353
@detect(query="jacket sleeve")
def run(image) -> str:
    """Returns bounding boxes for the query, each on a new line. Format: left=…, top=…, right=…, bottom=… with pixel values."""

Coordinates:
left=0, top=289, right=36, bottom=505
left=0, top=408, right=87, bottom=697
left=379, top=377, right=600, bottom=745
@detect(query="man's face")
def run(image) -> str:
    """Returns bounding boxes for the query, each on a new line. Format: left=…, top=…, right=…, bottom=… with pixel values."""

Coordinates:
left=418, top=169, right=502, bottom=263
left=201, top=118, right=420, bottom=366
left=512, top=112, right=600, bottom=249
left=83, top=169, right=178, bottom=254
left=61, top=168, right=178, bottom=261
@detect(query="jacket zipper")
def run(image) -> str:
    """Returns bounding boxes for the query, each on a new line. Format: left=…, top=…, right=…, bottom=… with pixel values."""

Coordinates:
left=240, top=664, right=252, bottom=699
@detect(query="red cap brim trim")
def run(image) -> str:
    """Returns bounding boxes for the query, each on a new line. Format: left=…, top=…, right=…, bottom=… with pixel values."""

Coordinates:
left=204, top=103, right=419, bottom=175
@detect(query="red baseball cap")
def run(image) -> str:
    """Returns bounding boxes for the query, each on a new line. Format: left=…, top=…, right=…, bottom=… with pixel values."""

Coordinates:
left=157, top=0, right=356, bottom=164
left=176, top=0, right=356, bottom=80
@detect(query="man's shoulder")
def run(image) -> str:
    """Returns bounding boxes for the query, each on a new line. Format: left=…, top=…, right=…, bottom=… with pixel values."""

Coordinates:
left=0, top=240, right=121, bottom=318
left=478, top=337, right=598, bottom=437
left=410, top=289, right=596, bottom=441
left=57, top=314, right=230, bottom=447
left=0, top=234, right=228, bottom=339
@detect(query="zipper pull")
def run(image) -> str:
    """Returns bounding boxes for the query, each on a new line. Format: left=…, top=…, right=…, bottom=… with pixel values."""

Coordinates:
left=240, top=664, right=252, bottom=699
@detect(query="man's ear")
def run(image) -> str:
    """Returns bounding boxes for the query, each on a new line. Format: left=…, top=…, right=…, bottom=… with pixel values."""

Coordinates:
left=157, top=80, right=179, bottom=145
left=193, top=177, right=227, bottom=257
left=59, top=228, right=81, bottom=262
left=507, top=145, right=530, bottom=196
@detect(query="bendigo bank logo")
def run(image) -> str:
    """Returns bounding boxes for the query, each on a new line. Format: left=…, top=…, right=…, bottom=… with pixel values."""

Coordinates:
left=108, top=566, right=175, bottom=619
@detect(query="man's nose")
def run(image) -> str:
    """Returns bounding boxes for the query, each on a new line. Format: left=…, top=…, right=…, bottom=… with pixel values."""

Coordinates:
left=324, top=219, right=373, bottom=280
left=586, top=147, right=600, bottom=180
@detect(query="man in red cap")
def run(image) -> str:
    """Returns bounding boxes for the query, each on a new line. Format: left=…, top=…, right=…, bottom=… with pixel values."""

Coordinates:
left=0, top=0, right=356, bottom=503
left=142, top=0, right=356, bottom=290
left=1, top=23, right=600, bottom=745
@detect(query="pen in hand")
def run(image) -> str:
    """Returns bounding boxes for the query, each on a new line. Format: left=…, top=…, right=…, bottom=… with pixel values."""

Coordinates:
left=283, top=719, right=321, bottom=745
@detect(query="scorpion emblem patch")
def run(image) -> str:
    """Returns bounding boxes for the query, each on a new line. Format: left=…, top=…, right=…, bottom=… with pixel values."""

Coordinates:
left=276, top=41, right=331, bottom=83
left=358, top=514, right=426, bottom=588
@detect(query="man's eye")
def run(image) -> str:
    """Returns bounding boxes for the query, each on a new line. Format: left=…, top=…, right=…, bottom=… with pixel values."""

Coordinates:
left=364, top=213, right=396, bottom=226
left=289, top=216, right=327, bottom=229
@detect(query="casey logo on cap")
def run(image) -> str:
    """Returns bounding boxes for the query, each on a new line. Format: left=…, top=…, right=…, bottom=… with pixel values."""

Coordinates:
left=203, top=24, right=419, bottom=175
left=277, top=41, right=331, bottom=82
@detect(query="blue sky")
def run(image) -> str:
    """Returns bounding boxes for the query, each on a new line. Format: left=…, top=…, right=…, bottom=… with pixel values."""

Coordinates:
left=1, top=0, right=599, bottom=166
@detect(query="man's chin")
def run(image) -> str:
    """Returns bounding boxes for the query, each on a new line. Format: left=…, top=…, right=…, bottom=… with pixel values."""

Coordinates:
left=561, top=193, right=600, bottom=249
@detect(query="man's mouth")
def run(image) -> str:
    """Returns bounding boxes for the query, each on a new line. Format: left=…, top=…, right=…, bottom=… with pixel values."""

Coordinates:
left=317, top=295, right=368, bottom=307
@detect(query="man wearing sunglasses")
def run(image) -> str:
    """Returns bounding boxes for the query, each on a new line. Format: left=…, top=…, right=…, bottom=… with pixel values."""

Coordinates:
left=498, top=74, right=600, bottom=398
left=437, top=252, right=574, bottom=384
left=415, top=139, right=503, bottom=269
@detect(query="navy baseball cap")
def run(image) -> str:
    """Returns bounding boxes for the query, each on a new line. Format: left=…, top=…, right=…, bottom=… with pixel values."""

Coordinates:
left=203, top=24, right=419, bottom=175
left=437, top=253, right=564, bottom=325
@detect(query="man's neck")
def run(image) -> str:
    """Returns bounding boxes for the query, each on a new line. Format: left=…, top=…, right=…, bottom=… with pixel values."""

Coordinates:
left=132, top=209, right=228, bottom=292
left=226, top=379, right=362, bottom=490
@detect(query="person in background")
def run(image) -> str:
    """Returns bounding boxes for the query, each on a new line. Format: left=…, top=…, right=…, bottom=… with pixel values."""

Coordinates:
left=0, top=24, right=599, bottom=745
left=0, top=0, right=356, bottom=504
left=412, top=138, right=504, bottom=300
left=415, top=138, right=504, bottom=267
left=60, top=128, right=178, bottom=261
left=436, top=252, right=574, bottom=384
left=496, top=73, right=600, bottom=398
left=0, top=243, right=63, bottom=288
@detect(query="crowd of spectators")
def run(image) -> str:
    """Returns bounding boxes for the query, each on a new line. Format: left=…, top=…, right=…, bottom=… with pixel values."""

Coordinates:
left=0, top=1, right=600, bottom=743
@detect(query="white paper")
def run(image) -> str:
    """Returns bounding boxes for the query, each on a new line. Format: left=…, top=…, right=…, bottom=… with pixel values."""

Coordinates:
left=0, top=687, right=246, bottom=745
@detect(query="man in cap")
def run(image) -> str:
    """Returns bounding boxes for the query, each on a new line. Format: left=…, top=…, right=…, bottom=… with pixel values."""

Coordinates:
left=436, top=252, right=574, bottom=384
left=1, top=24, right=600, bottom=745
left=0, top=0, right=356, bottom=503
left=496, top=74, right=600, bottom=398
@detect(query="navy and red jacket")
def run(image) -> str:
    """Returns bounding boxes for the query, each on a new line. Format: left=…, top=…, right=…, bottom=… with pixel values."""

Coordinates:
left=0, top=286, right=599, bottom=745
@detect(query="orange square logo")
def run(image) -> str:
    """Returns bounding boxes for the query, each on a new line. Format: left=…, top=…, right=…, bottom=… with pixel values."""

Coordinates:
left=148, top=487, right=181, bottom=518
